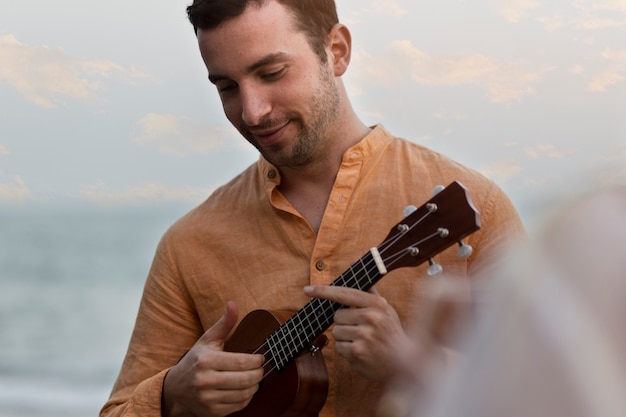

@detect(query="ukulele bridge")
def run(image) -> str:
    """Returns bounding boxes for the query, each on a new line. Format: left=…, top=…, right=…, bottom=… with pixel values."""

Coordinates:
left=308, top=335, right=328, bottom=357
left=309, top=345, right=321, bottom=356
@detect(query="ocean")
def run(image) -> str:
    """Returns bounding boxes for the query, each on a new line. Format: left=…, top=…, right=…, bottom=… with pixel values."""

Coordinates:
left=0, top=205, right=188, bottom=417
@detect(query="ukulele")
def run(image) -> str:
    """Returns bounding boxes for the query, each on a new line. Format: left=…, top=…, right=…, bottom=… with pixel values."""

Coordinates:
left=224, top=181, right=481, bottom=417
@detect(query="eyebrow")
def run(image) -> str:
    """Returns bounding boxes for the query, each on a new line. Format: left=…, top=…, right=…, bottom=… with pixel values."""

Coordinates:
left=208, top=51, right=290, bottom=84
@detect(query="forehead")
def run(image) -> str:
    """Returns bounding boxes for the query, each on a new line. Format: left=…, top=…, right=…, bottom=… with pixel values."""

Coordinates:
left=197, top=1, right=311, bottom=75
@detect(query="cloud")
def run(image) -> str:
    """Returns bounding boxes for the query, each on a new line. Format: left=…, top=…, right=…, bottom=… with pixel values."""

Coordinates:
left=354, top=40, right=549, bottom=103
left=538, top=14, right=625, bottom=32
left=341, top=0, right=407, bottom=24
left=504, top=0, right=626, bottom=31
left=370, top=0, right=408, bottom=18
left=0, top=144, right=10, bottom=155
left=570, top=65, right=586, bottom=75
left=577, top=16, right=625, bottom=29
left=80, top=181, right=211, bottom=206
left=431, top=111, right=469, bottom=121
left=536, top=15, right=567, bottom=31
left=588, top=69, right=626, bottom=91
left=573, top=0, right=626, bottom=29
left=576, top=0, right=626, bottom=14
left=587, top=48, right=626, bottom=91
left=0, top=34, right=157, bottom=108
left=480, top=161, right=524, bottom=184
left=525, top=144, right=569, bottom=159
left=0, top=175, right=31, bottom=203
left=492, top=0, right=540, bottom=23
left=132, top=113, right=237, bottom=156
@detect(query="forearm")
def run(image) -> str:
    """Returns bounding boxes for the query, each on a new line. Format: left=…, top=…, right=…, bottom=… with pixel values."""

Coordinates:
left=100, top=369, right=170, bottom=417
left=102, top=234, right=204, bottom=417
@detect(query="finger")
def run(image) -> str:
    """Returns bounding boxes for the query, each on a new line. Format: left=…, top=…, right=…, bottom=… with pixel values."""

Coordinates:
left=304, top=285, right=376, bottom=308
left=210, top=384, right=260, bottom=404
left=332, top=322, right=363, bottom=340
left=195, top=384, right=260, bottom=416
left=206, top=350, right=265, bottom=372
left=204, top=367, right=264, bottom=390
left=368, top=286, right=381, bottom=297
left=200, top=301, right=239, bottom=347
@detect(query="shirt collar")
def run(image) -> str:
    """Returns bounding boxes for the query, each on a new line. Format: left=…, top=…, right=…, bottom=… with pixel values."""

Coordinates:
left=257, top=124, right=392, bottom=184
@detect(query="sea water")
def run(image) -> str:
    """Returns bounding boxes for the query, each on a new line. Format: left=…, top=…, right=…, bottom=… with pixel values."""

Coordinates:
left=0, top=205, right=187, bottom=417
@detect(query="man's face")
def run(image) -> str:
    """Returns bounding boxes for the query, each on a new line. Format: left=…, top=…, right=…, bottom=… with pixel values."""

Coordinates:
left=197, top=0, right=340, bottom=169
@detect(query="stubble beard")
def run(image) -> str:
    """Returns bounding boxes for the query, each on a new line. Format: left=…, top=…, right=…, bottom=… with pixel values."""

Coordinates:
left=241, top=65, right=340, bottom=169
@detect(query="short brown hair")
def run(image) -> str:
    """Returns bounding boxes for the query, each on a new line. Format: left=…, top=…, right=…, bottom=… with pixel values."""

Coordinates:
left=186, top=0, right=338, bottom=62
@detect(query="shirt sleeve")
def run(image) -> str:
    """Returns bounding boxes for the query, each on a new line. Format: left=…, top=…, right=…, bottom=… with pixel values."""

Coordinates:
left=467, top=179, right=527, bottom=289
left=100, top=230, right=204, bottom=417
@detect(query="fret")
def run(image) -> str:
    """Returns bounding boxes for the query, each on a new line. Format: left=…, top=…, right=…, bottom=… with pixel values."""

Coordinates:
left=222, top=182, right=481, bottom=416
left=265, top=250, right=390, bottom=371
left=265, top=334, right=279, bottom=369
left=277, top=327, right=292, bottom=369
left=350, top=263, right=362, bottom=290
left=268, top=332, right=283, bottom=369
left=333, top=252, right=381, bottom=292
left=277, top=326, right=292, bottom=368
left=360, top=257, right=374, bottom=288
left=289, top=316, right=308, bottom=354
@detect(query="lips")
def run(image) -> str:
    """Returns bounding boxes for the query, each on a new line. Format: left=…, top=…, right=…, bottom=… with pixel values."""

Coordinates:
left=250, top=121, right=290, bottom=147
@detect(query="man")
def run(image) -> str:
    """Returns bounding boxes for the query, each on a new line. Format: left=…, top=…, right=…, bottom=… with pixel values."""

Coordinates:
left=101, top=1, right=525, bottom=416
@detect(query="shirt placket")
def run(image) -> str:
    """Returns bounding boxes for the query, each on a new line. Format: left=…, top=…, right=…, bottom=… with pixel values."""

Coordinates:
left=309, top=151, right=364, bottom=286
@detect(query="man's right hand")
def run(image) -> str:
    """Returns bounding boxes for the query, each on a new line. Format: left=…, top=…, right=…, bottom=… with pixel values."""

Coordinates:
left=162, top=301, right=265, bottom=417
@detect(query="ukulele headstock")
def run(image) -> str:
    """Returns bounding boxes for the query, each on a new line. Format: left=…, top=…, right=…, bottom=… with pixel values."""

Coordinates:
left=378, top=181, right=481, bottom=274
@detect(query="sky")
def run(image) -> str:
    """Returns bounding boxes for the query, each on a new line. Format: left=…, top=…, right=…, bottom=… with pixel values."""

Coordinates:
left=1, top=0, right=625, bottom=228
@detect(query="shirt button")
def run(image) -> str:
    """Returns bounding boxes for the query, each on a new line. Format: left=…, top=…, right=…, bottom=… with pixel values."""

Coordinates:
left=267, top=169, right=277, bottom=179
left=315, top=261, right=325, bottom=271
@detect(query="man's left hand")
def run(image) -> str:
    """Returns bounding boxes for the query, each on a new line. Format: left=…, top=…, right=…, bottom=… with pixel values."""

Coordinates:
left=303, top=285, right=416, bottom=382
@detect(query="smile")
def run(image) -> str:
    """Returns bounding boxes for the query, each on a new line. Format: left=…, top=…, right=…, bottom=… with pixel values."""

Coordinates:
left=250, top=121, right=291, bottom=146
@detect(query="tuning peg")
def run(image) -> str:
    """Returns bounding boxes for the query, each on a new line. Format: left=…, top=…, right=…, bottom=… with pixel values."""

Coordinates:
left=402, top=205, right=417, bottom=217
left=427, top=258, right=443, bottom=276
left=457, top=241, right=473, bottom=259
left=431, top=185, right=445, bottom=196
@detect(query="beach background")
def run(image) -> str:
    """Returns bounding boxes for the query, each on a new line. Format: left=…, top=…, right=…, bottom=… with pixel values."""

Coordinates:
left=1, top=0, right=624, bottom=415
left=0, top=205, right=187, bottom=417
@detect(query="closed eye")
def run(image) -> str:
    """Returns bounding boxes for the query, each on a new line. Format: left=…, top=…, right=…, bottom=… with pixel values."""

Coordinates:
left=261, top=67, right=286, bottom=81
left=217, top=82, right=238, bottom=93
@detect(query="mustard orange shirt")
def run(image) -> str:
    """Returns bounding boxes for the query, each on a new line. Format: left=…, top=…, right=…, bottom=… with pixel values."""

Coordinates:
left=101, top=125, right=525, bottom=417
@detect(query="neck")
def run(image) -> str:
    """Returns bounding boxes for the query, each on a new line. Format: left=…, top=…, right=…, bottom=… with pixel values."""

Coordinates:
left=281, top=112, right=371, bottom=189
left=277, top=115, right=370, bottom=233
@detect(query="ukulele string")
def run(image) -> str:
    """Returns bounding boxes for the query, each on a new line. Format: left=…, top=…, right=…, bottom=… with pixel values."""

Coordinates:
left=255, top=253, right=401, bottom=379
left=379, top=230, right=443, bottom=270
left=253, top=210, right=440, bottom=380
left=377, top=209, right=431, bottom=258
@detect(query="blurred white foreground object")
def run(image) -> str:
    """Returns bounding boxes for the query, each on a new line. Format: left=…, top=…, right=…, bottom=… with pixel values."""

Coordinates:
left=396, top=186, right=626, bottom=417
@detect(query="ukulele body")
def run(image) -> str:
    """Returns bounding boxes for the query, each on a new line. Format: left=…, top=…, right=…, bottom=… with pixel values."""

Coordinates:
left=224, top=309, right=329, bottom=417
left=222, top=182, right=481, bottom=417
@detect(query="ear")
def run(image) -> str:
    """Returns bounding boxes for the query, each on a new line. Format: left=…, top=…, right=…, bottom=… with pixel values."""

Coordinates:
left=327, top=24, right=352, bottom=77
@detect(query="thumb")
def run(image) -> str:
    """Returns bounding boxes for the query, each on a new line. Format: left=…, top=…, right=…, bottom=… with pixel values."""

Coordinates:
left=200, top=301, right=239, bottom=348
left=368, top=286, right=381, bottom=297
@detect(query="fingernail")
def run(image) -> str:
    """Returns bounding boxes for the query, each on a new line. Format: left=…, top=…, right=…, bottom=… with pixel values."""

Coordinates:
left=303, top=285, right=314, bottom=294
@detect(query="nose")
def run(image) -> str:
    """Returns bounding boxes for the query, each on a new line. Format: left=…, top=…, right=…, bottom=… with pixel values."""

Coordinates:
left=240, top=85, right=271, bottom=127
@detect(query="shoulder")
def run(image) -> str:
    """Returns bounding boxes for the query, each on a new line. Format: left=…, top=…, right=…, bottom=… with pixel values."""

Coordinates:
left=161, top=162, right=263, bottom=243
left=381, top=130, right=498, bottom=198
left=379, top=128, right=525, bottom=238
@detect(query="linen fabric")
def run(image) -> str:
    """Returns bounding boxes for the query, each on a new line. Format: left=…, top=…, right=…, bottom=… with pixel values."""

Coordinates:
left=101, top=125, right=525, bottom=417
